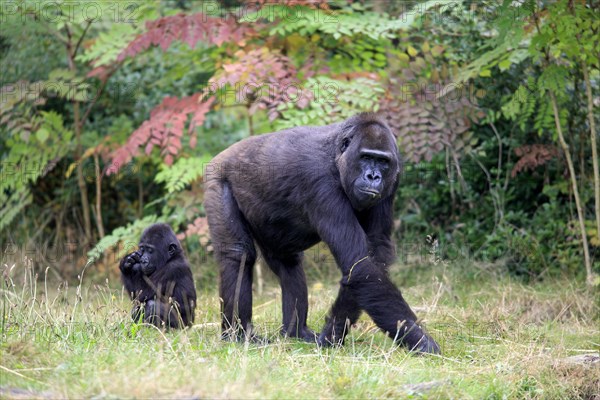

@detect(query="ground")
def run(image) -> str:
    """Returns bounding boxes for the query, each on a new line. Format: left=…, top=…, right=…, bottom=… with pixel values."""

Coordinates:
left=1, top=263, right=598, bottom=399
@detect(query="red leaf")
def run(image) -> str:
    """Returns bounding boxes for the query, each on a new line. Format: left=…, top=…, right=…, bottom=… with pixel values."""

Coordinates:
left=107, top=94, right=214, bottom=174
left=118, top=13, right=254, bottom=61
left=209, top=49, right=301, bottom=119
left=87, top=66, right=109, bottom=79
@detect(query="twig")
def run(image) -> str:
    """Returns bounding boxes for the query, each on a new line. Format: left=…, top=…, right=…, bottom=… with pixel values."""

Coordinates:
left=0, top=365, right=44, bottom=384
left=346, top=256, right=369, bottom=283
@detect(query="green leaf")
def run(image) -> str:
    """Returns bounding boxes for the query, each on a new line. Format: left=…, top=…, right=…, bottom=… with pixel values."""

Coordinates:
left=498, top=59, right=512, bottom=71
left=87, top=215, right=159, bottom=263
left=77, top=22, right=139, bottom=66
left=479, top=69, right=492, bottom=77
left=36, top=128, right=49, bottom=142
left=361, top=51, right=374, bottom=60
left=154, top=155, right=213, bottom=194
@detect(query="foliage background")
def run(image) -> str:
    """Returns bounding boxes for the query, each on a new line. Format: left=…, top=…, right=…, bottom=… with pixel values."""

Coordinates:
left=1, top=0, right=598, bottom=284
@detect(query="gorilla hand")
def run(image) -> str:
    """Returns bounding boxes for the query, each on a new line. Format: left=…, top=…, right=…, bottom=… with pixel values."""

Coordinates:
left=122, top=251, right=142, bottom=272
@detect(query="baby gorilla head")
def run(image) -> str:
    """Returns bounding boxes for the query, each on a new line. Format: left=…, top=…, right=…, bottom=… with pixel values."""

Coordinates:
left=137, top=223, right=182, bottom=275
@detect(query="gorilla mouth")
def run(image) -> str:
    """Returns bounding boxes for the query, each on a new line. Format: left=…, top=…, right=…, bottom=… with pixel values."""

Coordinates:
left=141, top=262, right=155, bottom=275
left=359, top=188, right=381, bottom=199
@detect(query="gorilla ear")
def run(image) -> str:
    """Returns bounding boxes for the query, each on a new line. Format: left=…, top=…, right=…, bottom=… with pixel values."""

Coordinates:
left=168, top=243, right=178, bottom=258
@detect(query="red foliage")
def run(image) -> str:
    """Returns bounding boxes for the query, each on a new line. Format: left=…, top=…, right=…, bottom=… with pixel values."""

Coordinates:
left=107, top=95, right=214, bottom=175
left=118, top=13, right=253, bottom=61
left=210, top=49, right=313, bottom=120
left=179, top=217, right=211, bottom=248
left=87, top=66, right=110, bottom=80
left=243, top=0, right=329, bottom=8
left=511, top=144, right=559, bottom=177
left=381, top=83, right=482, bottom=163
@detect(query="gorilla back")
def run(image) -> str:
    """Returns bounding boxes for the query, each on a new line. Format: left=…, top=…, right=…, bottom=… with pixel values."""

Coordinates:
left=204, top=113, right=439, bottom=354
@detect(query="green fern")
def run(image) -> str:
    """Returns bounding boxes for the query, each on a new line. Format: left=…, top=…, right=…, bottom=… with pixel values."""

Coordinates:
left=501, top=84, right=536, bottom=130
left=77, top=23, right=138, bottom=66
left=154, top=155, right=213, bottom=194
left=86, top=215, right=159, bottom=264
left=1, top=111, right=73, bottom=231
left=274, top=77, right=383, bottom=129
left=533, top=99, right=555, bottom=136
left=242, top=1, right=443, bottom=40
left=537, top=66, right=568, bottom=97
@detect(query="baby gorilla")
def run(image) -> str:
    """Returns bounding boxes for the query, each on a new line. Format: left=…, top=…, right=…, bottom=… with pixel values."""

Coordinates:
left=119, top=223, right=196, bottom=328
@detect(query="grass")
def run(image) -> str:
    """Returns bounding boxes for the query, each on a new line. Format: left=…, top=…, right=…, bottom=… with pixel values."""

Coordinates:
left=1, top=262, right=599, bottom=399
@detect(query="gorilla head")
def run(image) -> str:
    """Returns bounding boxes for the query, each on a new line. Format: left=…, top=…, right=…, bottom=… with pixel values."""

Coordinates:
left=336, top=117, right=401, bottom=211
left=137, top=223, right=182, bottom=275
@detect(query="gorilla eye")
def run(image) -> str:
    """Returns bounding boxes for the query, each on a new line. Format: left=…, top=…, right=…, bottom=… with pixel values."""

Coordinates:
left=341, top=138, right=351, bottom=153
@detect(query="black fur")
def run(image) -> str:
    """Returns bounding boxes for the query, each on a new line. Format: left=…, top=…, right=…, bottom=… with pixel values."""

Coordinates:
left=119, top=223, right=197, bottom=328
left=204, top=113, right=439, bottom=353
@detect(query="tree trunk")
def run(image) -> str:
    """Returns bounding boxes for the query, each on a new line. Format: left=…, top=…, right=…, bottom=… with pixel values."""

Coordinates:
left=94, top=153, right=105, bottom=239
left=582, top=64, right=600, bottom=251
left=66, top=27, right=92, bottom=244
left=74, top=106, right=92, bottom=244
left=548, top=92, right=593, bottom=286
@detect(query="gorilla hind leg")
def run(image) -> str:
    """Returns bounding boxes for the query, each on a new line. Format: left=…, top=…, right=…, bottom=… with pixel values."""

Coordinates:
left=143, top=300, right=185, bottom=329
left=261, top=251, right=315, bottom=342
left=205, top=180, right=258, bottom=341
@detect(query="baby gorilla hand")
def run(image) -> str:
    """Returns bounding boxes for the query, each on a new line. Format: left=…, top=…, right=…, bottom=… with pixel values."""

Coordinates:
left=122, top=251, right=142, bottom=272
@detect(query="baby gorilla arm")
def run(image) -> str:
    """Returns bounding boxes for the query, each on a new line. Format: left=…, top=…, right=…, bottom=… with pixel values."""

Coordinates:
left=120, top=250, right=150, bottom=298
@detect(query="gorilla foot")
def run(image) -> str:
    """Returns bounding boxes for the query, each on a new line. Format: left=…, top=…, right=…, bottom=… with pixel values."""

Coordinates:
left=408, top=335, right=441, bottom=355
left=281, top=327, right=317, bottom=343
left=316, top=331, right=345, bottom=347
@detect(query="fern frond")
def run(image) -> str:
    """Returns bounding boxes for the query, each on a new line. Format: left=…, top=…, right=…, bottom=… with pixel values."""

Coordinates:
left=86, top=215, right=159, bottom=264
left=154, top=155, right=213, bottom=194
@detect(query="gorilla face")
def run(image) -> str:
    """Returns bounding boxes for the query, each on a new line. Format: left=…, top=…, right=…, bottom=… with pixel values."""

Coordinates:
left=337, top=122, right=400, bottom=211
left=137, top=244, right=156, bottom=275
left=137, top=223, right=182, bottom=276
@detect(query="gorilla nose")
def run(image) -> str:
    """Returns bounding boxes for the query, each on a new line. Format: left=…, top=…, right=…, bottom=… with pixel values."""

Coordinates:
left=366, top=170, right=381, bottom=183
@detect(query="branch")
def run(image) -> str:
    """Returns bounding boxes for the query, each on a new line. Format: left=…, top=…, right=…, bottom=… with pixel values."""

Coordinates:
left=489, top=122, right=503, bottom=182
left=73, top=20, right=93, bottom=58
left=81, top=63, right=121, bottom=125
left=40, top=19, right=68, bottom=44
left=548, top=91, right=593, bottom=285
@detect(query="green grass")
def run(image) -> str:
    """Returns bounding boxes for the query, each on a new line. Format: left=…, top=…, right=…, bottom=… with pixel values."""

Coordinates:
left=1, top=263, right=599, bottom=399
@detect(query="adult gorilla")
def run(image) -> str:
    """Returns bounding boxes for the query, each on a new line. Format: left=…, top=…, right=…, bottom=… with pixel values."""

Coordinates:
left=204, top=113, right=439, bottom=354
left=120, top=223, right=197, bottom=328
